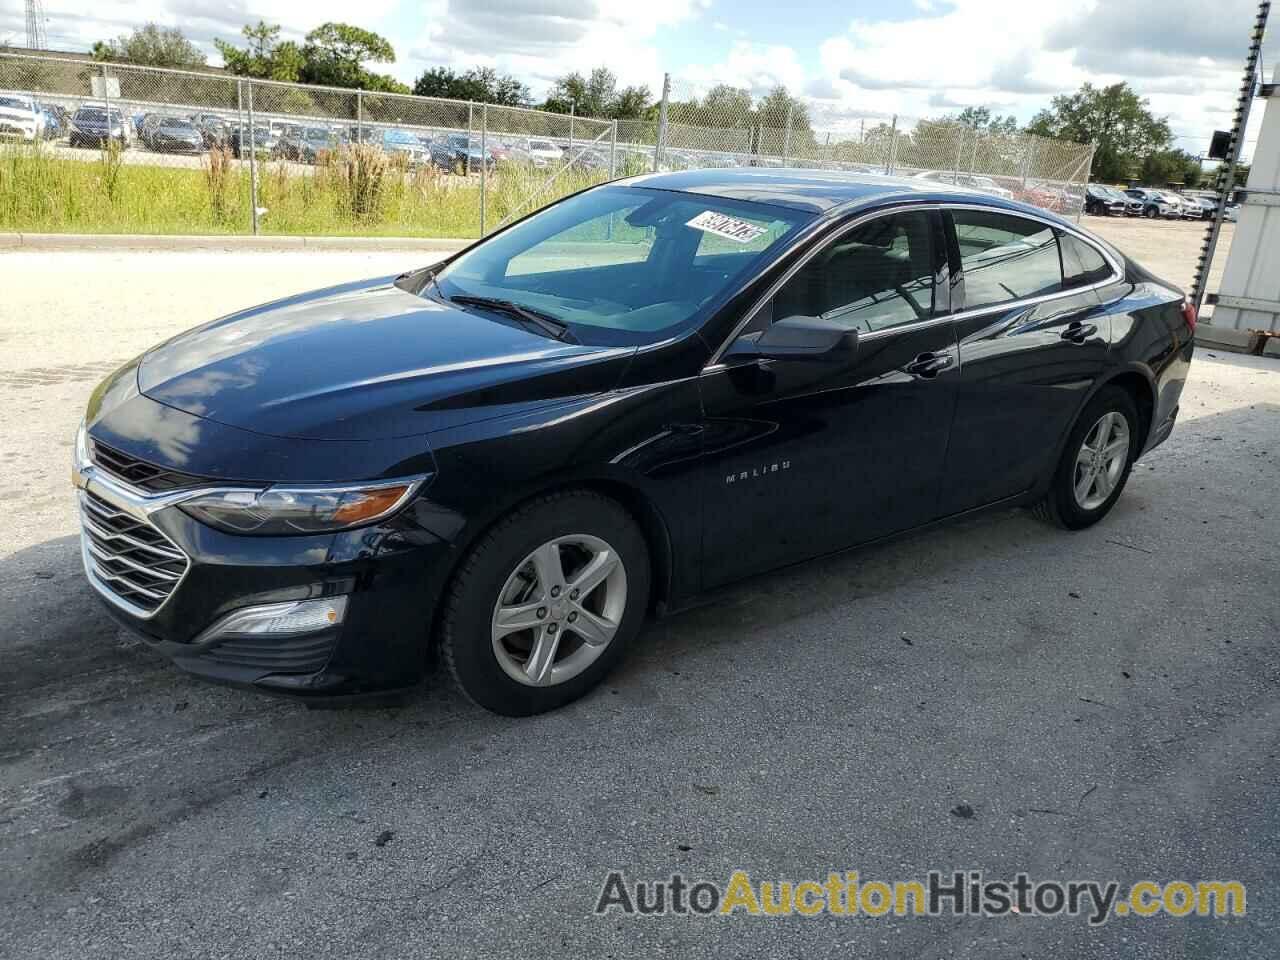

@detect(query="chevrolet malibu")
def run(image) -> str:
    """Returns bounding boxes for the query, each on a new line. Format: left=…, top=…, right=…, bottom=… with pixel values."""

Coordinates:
left=74, top=170, right=1195, bottom=715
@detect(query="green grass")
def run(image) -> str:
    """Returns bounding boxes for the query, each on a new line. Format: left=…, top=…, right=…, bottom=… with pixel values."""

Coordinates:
left=0, top=144, right=614, bottom=238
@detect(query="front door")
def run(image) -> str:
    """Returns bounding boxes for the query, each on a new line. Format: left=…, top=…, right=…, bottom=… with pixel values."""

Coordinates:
left=698, top=208, right=960, bottom=589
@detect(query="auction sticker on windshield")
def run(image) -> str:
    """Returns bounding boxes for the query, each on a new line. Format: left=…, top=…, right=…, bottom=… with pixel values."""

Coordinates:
left=686, top=210, right=768, bottom=244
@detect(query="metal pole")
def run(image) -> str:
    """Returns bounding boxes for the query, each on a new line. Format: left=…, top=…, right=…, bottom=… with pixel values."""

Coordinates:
left=886, top=114, right=898, bottom=175
left=782, top=101, right=793, bottom=165
left=1191, top=0, right=1270, bottom=311
left=101, top=64, right=112, bottom=147
left=952, top=126, right=963, bottom=184
left=247, top=81, right=259, bottom=235
left=654, top=72, right=670, bottom=173
left=568, top=102, right=575, bottom=158
left=609, top=119, right=617, bottom=178
left=357, top=89, right=363, bottom=142
left=480, top=104, right=487, bottom=238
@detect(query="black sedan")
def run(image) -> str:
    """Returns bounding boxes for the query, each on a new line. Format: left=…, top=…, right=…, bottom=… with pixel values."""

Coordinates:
left=145, top=117, right=204, bottom=154
left=73, top=170, right=1194, bottom=714
left=1084, top=184, right=1128, bottom=216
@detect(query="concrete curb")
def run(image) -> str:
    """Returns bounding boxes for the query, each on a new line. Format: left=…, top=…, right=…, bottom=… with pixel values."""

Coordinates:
left=1194, top=324, right=1264, bottom=355
left=0, top=233, right=474, bottom=253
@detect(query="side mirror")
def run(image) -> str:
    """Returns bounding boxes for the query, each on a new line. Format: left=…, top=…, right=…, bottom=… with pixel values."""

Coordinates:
left=755, top=315, right=859, bottom=362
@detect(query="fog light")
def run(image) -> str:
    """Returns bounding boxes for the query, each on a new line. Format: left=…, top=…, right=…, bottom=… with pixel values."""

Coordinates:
left=194, top=596, right=348, bottom=645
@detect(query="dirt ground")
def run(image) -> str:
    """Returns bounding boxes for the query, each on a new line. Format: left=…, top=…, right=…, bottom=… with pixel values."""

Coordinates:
left=1087, top=216, right=1230, bottom=304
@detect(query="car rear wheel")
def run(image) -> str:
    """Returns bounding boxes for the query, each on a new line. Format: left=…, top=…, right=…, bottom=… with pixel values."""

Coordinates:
left=1144, top=207, right=1158, bottom=219
left=440, top=491, right=650, bottom=716
left=1032, top=386, right=1140, bottom=530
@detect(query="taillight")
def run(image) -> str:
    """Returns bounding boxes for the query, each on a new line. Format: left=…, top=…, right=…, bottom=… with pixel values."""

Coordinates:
left=1182, top=299, right=1198, bottom=332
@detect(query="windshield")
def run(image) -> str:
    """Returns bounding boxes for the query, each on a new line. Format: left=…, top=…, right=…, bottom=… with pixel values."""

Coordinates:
left=435, top=185, right=810, bottom=346
left=385, top=129, right=416, bottom=144
left=0, top=96, right=32, bottom=110
left=305, top=127, right=332, bottom=141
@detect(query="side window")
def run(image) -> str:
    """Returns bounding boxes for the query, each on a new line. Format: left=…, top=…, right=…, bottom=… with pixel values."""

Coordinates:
left=770, top=211, right=937, bottom=334
left=952, top=210, right=1063, bottom=311
left=1059, top=232, right=1113, bottom=289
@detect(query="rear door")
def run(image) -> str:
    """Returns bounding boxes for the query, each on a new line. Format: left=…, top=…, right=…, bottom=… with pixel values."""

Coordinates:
left=938, top=208, right=1114, bottom=516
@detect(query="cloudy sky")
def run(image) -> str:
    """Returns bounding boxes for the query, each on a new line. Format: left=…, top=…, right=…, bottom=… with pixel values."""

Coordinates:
left=4, top=0, right=1271, bottom=156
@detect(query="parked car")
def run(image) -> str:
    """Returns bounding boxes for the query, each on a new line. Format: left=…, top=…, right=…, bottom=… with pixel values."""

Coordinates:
left=0, top=92, right=45, bottom=141
left=1178, top=191, right=1217, bottom=219
left=1223, top=203, right=1240, bottom=223
left=373, top=128, right=429, bottom=167
left=228, top=125, right=278, bottom=159
left=145, top=116, right=204, bottom=154
left=1085, top=184, right=1128, bottom=216
left=438, top=132, right=495, bottom=173
left=1125, top=188, right=1182, bottom=219
left=911, top=170, right=1014, bottom=199
left=276, top=125, right=344, bottom=163
left=36, top=101, right=66, bottom=140
left=68, top=106, right=129, bottom=148
left=73, top=170, right=1194, bottom=714
left=203, top=118, right=234, bottom=149
left=525, top=138, right=563, bottom=168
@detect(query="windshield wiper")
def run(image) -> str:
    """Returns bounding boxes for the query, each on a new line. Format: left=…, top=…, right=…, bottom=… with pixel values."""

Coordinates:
left=449, top=295, right=574, bottom=342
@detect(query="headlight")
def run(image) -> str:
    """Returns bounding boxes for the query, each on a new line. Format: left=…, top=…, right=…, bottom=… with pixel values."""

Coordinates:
left=74, top=419, right=90, bottom=471
left=178, top=476, right=428, bottom=535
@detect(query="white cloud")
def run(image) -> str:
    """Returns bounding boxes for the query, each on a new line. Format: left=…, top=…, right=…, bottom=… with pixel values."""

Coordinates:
left=404, top=0, right=705, bottom=94
left=4, top=1, right=400, bottom=55
left=676, top=41, right=807, bottom=100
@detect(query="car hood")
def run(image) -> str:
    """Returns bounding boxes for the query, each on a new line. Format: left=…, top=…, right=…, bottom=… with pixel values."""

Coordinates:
left=137, top=276, right=635, bottom=441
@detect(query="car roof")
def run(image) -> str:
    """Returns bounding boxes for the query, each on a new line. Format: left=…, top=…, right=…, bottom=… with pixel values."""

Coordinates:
left=623, top=167, right=1072, bottom=223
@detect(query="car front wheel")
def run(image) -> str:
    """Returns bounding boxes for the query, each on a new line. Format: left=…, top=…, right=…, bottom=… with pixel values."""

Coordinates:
left=1032, top=386, right=1140, bottom=530
left=440, top=491, right=650, bottom=715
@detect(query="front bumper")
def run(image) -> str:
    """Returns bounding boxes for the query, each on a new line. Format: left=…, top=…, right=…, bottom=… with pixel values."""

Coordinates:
left=74, top=460, right=458, bottom=698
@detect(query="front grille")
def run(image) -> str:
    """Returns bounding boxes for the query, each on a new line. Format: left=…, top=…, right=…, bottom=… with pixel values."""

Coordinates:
left=79, top=491, right=190, bottom=615
left=91, top=440, right=207, bottom=493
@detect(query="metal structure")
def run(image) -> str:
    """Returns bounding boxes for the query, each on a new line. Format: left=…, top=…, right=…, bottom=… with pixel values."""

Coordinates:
left=24, top=0, right=46, bottom=51
left=0, top=50, right=1095, bottom=236
left=1191, top=0, right=1272, bottom=314
left=1205, top=59, right=1280, bottom=333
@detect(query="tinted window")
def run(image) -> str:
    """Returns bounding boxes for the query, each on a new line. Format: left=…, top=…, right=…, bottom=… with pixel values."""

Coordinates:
left=770, top=211, right=937, bottom=334
left=1059, top=233, right=1112, bottom=288
left=953, top=210, right=1062, bottom=310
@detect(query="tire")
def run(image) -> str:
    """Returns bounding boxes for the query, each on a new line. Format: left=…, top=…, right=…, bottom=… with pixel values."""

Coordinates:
left=1144, top=206, right=1157, bottom=219
left=440, top=491, right=650, bottom=716
left=1031, top=386, right=1141, bottom=530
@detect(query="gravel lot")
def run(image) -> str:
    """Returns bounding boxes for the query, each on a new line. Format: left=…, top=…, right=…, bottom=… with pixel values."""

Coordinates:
left=1, top=227, right=1277, bottom=958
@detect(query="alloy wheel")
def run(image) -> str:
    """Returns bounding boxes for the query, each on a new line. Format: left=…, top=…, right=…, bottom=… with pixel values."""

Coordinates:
left=1073, top=411, right=1131, bottom=511
left=490, top=534, right=628, bottom=687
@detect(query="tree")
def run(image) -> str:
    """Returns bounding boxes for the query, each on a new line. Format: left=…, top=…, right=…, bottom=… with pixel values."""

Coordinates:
left=216, top=21, right=408, bottom=92
left=300, top=23, right=409, bottom=93
left=541, top=68, right=652, bottom=119
left=955, top=106, right=1018, bottom=135
left=412, top=66, right=531, bottom=106
left=1140, top=148, right=1202, bottom=188
left=214, top=22, right=304, bottom=82
left=1026, top=82, right=1173, bottom=182
left=91, top=23, right=207, bottom=69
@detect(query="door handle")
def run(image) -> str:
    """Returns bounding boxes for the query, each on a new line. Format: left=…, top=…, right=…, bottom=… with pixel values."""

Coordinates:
left=1061, top=322, right=1098, bottom=343
left=904, top=352, right=954, bottom=379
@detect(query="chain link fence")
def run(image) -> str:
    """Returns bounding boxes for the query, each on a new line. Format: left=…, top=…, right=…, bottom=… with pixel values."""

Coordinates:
left=0, top=52, right=1094, bottom=238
